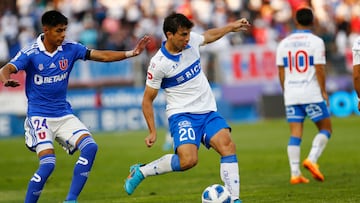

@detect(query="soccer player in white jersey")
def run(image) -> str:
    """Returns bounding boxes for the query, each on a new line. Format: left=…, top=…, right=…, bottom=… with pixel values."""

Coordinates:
left=352, top=36, right=360, bottom=110
left=0, top=10, right=149, bottom=203
left=276, top=8, right=332, bottom=184
left=124, top=13, right=250, bottom=203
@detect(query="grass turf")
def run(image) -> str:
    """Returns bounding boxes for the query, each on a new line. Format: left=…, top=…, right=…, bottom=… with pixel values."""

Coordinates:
left=0, top=116, right=359, bottom=203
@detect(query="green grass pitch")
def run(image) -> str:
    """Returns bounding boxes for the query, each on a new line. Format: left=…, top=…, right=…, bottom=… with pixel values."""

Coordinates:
left=0, top=116, right=359, bottom=203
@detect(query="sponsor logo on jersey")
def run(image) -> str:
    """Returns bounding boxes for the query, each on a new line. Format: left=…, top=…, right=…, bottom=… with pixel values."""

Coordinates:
left=184, top=62, right=200, bottom=79
left=34, top=72, right=68, bottom=85
left=161, top=59, right=201, bottom=88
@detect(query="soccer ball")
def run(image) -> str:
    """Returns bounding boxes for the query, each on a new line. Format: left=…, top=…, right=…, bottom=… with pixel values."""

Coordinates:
left=201, top=184, right=231, bottom=203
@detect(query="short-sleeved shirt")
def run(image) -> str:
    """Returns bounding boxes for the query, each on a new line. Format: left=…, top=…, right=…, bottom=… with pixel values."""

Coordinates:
left=9, top=34, right=88, bottom=117
left=145, top=32, right=217, bottom=118
left=276, top=30, right=326, bottom=105
left=352, top=36, right=360, bottom=65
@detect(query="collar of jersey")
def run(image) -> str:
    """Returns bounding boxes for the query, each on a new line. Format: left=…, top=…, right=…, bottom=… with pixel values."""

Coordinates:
left=37, top=34, right=63, bottom=56
left=293, top=29, right=312, bottom=34
left=160, top=41, right=191, bottom=62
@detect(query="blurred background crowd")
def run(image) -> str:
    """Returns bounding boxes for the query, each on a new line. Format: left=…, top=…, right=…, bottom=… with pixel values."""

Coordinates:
left=0, top=0, right=359, bottom=76
left=1, top=0, right=360, bottom=135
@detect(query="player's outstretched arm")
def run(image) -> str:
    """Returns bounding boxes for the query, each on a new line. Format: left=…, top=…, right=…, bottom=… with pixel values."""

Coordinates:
left=0, top=64, right=20, bottom=87
left=89, top=35, right=150, bottom=62
left=202, top=18, right=250, bottom=44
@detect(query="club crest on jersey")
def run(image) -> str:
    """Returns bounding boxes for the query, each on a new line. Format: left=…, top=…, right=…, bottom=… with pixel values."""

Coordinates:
left=59, top=58, right=68, bottom=70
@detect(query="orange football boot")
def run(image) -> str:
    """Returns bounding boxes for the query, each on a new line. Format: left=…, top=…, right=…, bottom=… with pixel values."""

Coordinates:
left=303, top=159, right=324, bottom=181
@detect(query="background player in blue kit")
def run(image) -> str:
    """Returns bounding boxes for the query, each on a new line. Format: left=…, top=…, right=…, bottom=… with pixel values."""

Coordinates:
left=276, top=8, right=332, bottom=184
left=124, top=13, right=250, bottom=203
left=0, top=10, right=149, bottom=203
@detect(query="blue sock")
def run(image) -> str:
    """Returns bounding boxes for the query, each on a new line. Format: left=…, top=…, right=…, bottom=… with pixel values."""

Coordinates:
left=170, top=154, right=181, bottom=171
left=288, top=136, right=301, bottom=146
left=25, top=154, right=55, bottom=203
left=65, top=137, right=98, bottom=201
left=319, top=129, right=331, bottom=139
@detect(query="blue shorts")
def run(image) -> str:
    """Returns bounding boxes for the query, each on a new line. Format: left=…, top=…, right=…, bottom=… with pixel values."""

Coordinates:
left=168, top=111, right=230, bottom=151
left=285, top=102, right=330, bottom=123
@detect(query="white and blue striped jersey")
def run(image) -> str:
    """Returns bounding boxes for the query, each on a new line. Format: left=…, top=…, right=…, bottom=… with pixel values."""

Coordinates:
left=9, top=34, right=88, bottom=117
left=146, top=32, right=217, bottom=118
left=276, top=30, right=326, bottom=105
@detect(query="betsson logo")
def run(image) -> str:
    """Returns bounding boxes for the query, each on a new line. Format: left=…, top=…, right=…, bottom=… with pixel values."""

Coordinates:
left=34, top=72, right=68, bottom=85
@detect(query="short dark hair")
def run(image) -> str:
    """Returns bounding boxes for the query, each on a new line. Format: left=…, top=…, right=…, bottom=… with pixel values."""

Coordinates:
left=296, top=8, right=314, bottom=26
left=163, top=13, right=194, bottom=36
left=41, top=10, right=68, bottom=27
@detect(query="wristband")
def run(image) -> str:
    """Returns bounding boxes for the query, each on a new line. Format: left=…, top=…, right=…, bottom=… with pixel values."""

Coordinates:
left=125, top=50, right=134, bottom=58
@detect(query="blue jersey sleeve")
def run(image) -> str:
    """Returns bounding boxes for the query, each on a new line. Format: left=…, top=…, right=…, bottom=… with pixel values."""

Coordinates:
left=9, top=51, right=31, bottom=71
left=70, top=41, right=88, bottom=61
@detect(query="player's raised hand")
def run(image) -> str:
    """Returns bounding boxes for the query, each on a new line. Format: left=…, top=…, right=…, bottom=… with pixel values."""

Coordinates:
left=145, top=132, right=157, bottom=148
left=133, top=35, right=151, bottom=56
left=4, top=79, right=20, bottom=87
left=232, top=18, right=251, bottom=32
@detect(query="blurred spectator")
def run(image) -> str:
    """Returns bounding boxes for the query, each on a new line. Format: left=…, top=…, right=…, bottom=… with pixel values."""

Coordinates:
left=79, top=12, right=98, bottom=48
left=0, top=27, right=9, bottom=62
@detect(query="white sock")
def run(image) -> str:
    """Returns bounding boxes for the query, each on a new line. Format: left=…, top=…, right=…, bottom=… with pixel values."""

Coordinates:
left=140, top=154, right=174, bottom=177
left=308, top=133, right=329, bottom=163
left=288, top=145, right=301, bottom=176
left=220, top=161, right=240, bottom=200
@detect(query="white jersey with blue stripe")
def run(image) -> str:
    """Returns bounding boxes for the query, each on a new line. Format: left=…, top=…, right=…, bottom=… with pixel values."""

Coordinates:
left=276, top=30, right=326, bottom=105
left=352, top=36, right=360, bottom=65
left=146, top=32, right=217, bottom=118
left=9, top=34, right=88, bottom=117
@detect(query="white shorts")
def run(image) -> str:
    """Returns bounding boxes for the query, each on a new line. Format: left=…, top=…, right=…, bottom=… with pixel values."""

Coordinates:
left=24, top=114, right=91, bottom=154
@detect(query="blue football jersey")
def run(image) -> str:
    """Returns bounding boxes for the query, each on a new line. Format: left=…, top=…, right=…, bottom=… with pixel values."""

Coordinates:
left=9, top=34, right=88, bottom=117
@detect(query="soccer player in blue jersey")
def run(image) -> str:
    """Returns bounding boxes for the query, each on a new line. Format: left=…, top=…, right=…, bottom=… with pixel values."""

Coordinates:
left=0, top=10, right=149, bottom=203
left=276, top=8, right=332, bottom=184
left=124, top=13, right=250, bottom=203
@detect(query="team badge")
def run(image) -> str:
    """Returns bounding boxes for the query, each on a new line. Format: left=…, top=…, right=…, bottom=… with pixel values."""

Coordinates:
left=59, top=58, right=68, bottom=70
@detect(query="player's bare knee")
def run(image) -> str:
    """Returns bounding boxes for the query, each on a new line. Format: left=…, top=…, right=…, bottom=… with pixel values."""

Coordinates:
left=180, top=157, right=198, bottom=170
left=218, top=141, right=237, bottom=156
